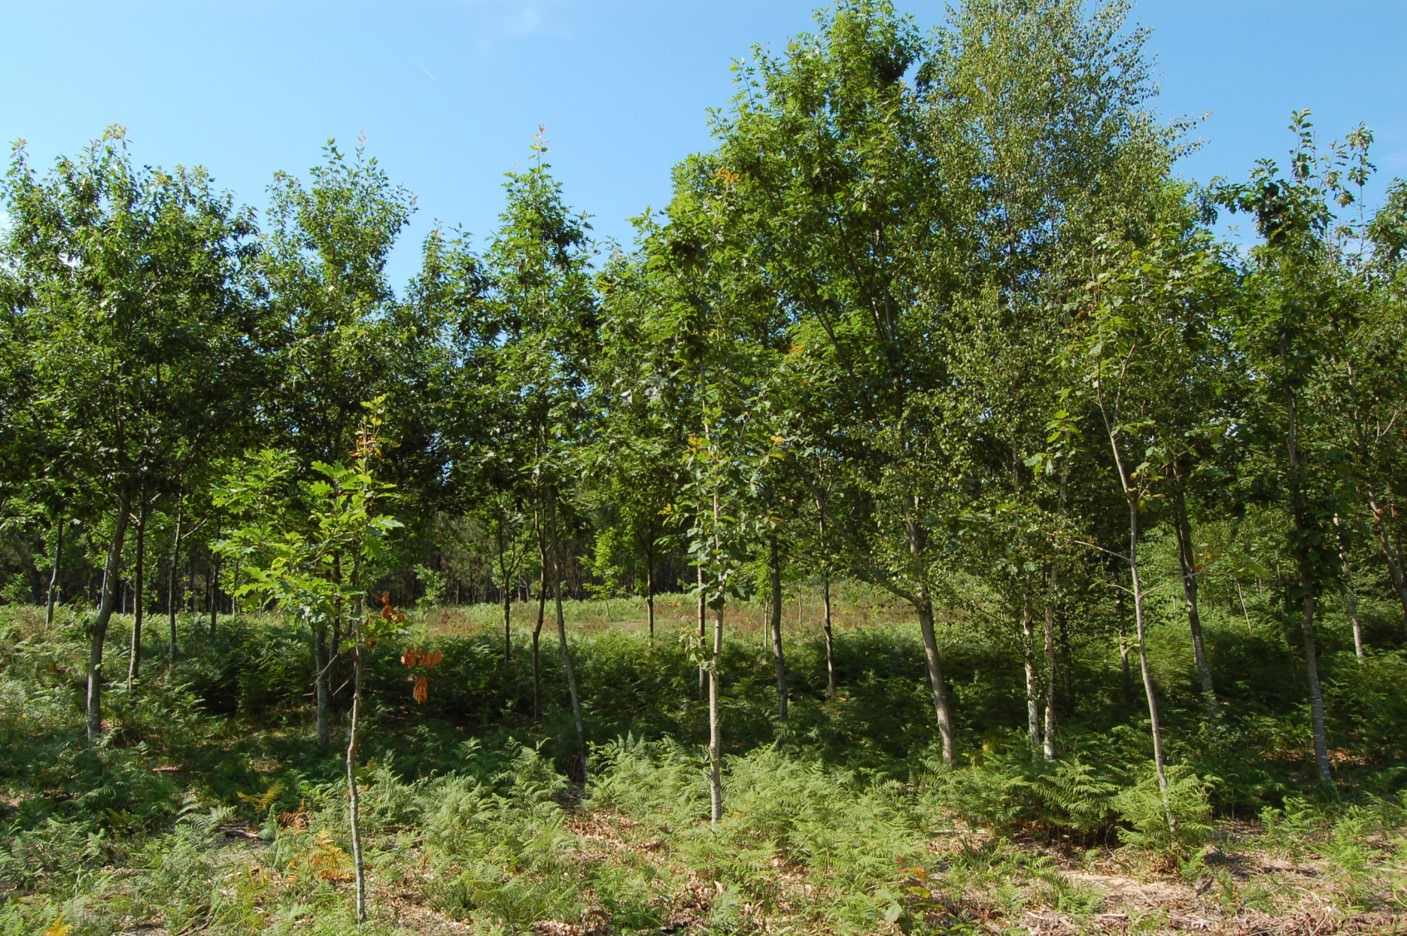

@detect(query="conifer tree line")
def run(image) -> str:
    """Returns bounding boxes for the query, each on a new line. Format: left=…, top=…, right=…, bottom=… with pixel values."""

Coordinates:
left=2, top=0, right=1404, bottom=797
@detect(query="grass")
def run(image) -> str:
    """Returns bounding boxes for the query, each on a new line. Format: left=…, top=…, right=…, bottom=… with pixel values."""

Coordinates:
left=2, top=580, right=1406, bottom=933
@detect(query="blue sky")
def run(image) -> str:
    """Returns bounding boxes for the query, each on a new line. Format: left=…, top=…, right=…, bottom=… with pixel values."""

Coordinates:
left=3, top=0, right=1404, bottom=289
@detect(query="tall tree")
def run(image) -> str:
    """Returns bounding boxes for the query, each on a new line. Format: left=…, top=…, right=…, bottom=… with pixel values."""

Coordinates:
left=1054, top=179, right=1228, bottom=838
left=259, top=138, right=413, bottom=744
left=711, top=0, right=962, bottom=762
left=2, top=127, right=261, bottom=737
left=1218, top=112, right=1376, bottom=786
left=478, top=132, right=598, bottom=778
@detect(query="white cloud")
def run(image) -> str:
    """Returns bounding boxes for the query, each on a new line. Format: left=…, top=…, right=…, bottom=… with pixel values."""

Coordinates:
left=455, top=0, right=566, bottom=53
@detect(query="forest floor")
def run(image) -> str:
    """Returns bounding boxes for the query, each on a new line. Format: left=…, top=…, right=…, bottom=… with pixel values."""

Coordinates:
left=4, top=592, right=1407, bottom=934
left=149, top=805, right=1406, bottom=935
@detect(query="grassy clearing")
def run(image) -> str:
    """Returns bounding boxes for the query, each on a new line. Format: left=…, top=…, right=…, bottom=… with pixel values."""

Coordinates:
left=2, top=585, right=1405, bottom=934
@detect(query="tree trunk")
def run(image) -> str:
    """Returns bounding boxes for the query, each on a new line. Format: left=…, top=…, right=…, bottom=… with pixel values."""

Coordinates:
left=645, top=538, right=656, bottom=647
left=167, top=500, right=182, bottom=662
left=209, top=520, right=221, bottom=638
left=497, top=523, right=513, bottom=663
left=314, top=622, right=331, bottom=748
left=1284, top=385, right=1333, bottom=785
left=1334, top=514, right=1365, bottom=660
left=1042, top=588, right=1058, bottom=761
left=1022, top=599, right=1041, bottom=755
left=128, top=499, right=148, bottom=684
left=1098, top=384, right=1174, bottom=837
left=549, top=490, right=587, bottom=781
left=1127, top=495, right=1176, bottom=839
left=822, top=571, right=836, bottom=700
left=768, top=536, right=787, bottom=722
left=46, top=516, right=63, bottom=627
left=87, top=489, right=132, bottom=742
left=1295, top=572, right=1332, bottom=783
left=502, top=589, right=513, bottom=664
left=532, top=551, right=547, bottom=722
left=1171, top=474, right=1215, bottom=708
left=345, top=637, right=367, bottom=922
left=907, top=512, right=954, bottom=765
left=696, top=563, right=707, bottom=702
left=708, top=491, right=724, bottom=824
left=915, top=592, right=954, bottom=766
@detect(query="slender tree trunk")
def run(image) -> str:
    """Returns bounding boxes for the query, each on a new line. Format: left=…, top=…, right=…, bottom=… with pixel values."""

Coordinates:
left=209, top=519, right=220, bottom=638
left=1022, top=599, right=1041, bottom=755
left=502, top=589, right=513, bottom=664
left=549, top=489, right=587, bottom=781
left=1344, top=568, right=1365, bottom=661
left=696, top=563, right=707, bottom=702
left=497, top=523, right=513, bottom=663
left=708, top=491, right=724, bottom=824
left=46, top=517, right=64, bottom=628
left=532, top=549, right=547, bottom=722
left=314, top=622, right=330, bottom=748
left=1042, top=587, right=1058, bottom=761
left=128, top=499, right=148, bottom=684
left=907, top=511, right=954, bottom=765
left=87, top=489, right=132, bottom=742
left=1235, top=579, right=1253, bottom=633
left=915, top=592, right=954, bottom=766
left=1127, top=495, right=1176, bottom=838
left=1284, top=386, right=1333, bottom=785
left=1334, top=514, right=1365, bottom=660
left=1295, top=572, right=1332, bottom=783
left=768, top=536, right=787, bottom=722
left=1171, top=473, right=1215, bottom=707
left=821, top=571, right=835, bottom=700
left=1098, top=383, right=1174, bottom=836
left=645, top=538, right=656, bottom=647
left=167, top=500, right=182, bottom=662
left=346, top=637, right=367, bottom=922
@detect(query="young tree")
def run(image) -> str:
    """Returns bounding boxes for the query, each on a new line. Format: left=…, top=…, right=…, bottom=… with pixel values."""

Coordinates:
left=216, top=404, right=403, bottom=924
left=474, top=132, right=598, bottom=777
left=2, top=127, right=261, bottom=738
left=709, top=0, right=963, bottom=761
left=259, top=138, right=413, bottom=743
left=1218, top=112, right=1373, bottom=786
left=1053, top=181, right=1227, bottom=836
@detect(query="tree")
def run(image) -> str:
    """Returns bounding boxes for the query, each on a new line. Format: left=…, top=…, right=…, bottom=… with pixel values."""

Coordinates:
left=710, top=0, right=962, bottom=762
left=259, top=137, right=414, bottom=743
left=590, top=248, right=693, bottom=644
left=474, top=131, right=598, bottom=777
left=215, top=403, right=403, bottom=924
left=1339, top=177, right=1407, bottom=633
left=1052, top=178, right=1228, bottom=837
left=2, top=127, right=261, bottom=738
left=1218, top=112, right=1376, bottom=786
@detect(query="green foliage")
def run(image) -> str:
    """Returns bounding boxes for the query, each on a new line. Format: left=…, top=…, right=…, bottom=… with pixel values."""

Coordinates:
left=1113, top=764, right=1214, bottom=856
left=411, top=562, right=447, bottom=607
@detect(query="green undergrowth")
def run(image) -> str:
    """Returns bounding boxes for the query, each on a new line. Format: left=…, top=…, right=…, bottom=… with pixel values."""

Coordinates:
left=2, top=593, right=1406, bottom=933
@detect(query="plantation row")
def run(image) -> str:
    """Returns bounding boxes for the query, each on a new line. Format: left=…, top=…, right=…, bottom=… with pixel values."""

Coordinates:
left=2, top=0, right=1406, bottom=926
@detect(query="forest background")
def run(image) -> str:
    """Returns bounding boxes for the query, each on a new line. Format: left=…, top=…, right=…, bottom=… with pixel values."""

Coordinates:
left=2, top=1, right=1407, bottom=933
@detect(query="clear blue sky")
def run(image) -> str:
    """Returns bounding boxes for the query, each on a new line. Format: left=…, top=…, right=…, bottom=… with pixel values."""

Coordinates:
left=4, top=0, right=1404, bottom=290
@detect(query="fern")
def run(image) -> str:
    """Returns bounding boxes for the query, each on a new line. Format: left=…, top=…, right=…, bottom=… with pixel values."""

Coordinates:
left=236, top=780, right=285, bottom=818
left=1028, top=758, right=1120, bottom=840
left=1114, top=764, right=1213, bottom=856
